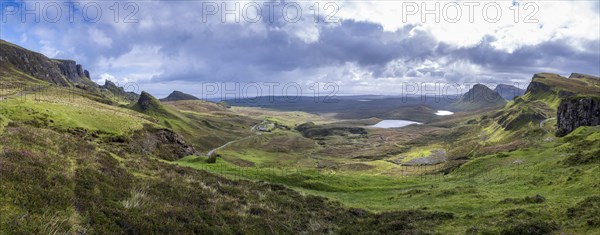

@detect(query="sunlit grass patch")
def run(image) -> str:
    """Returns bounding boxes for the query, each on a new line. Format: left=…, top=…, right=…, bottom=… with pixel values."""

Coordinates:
left=0, top=92, right=150, bottom=135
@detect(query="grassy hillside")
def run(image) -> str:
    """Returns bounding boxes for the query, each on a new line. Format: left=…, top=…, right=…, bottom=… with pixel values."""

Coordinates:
left=1, top=121, right=462, bottom=234
left=130, top=94, right=261, bottom=151
left=0, top=78, right=463, bottom=234
left=160, top=90, right=200, bottom=102
left=174, top=125, right=599, bottom=234
left=0, top=85, right=597, bottom=234
left=1, top=39, right=599, bottom=235
left=166, top=73, right=600, bottom=233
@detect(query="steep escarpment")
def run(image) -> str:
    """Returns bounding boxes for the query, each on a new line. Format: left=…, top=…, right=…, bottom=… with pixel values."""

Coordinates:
left=0, top=40, right=93, bottom=86
left=556, top=97, right=600, bottom=137
left=0, top=40, right=69, bottom=85
left=53, top=59, right=91, bottom=83
left=524, top=73, right=600, bottom=100
left=485, top=72, right=600, bottom=142
left=525, top=74, right=554, bottom=94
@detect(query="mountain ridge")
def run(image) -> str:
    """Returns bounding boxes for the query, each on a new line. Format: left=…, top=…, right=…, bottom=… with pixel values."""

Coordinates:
left=0, top=39, right=90, bottom=86
left=451, top=84, right=507, bottom=111
left=160, top=90, right=200, bottom=102
left=0, top=39, right=141, bottom=104
left=484, top=72, right=600, bottom=142
left=494, top=84, right=525, bottom=100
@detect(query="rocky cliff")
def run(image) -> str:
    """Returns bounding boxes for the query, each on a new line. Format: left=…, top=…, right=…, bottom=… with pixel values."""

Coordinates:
left=525, top=73, right=600, bottom=97
left=525, top=74, right=554, bottom=95
left=54, top=59, right=91, bottom=83
left=556, top=97, right=600, bottom=137
left=0, top=39, right=92, bottom=86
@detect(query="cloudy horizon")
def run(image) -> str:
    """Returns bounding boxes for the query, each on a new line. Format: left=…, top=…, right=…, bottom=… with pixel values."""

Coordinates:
left=1, top=0, right=599, bottom=98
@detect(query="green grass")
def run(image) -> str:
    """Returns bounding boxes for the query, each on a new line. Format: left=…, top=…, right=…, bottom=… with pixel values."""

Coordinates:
left=6, top=123, right=452, bottom=234
left=134, top=94, right=260, bottom=151
left=398, top=145, right=440, bottom=162
left=171, top=125, right=600, bottom=233
left=1, top=71, right=598, bottom=233
left=0, top=114, right=8, bottom=132
left=0, top=90, right=150, bottom=135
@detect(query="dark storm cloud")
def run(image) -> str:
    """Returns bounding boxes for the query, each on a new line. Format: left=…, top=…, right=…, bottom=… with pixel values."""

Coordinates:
left=445, top=36, right=600, bottom=76
left=149, top=19, right=439, bottom=83
left=3, top=0, right=598, bottom=92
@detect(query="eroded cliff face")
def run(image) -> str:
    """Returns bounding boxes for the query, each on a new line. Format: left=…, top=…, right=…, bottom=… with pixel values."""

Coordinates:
left=556, top=97, right=600, bottom=137
left=525, top=81, right=552, bottom=94
left=55, top=59, right=91, bottom=83
left=0, top=42, right=70, bottom=85
left=0, top=40, right=91, bottom=86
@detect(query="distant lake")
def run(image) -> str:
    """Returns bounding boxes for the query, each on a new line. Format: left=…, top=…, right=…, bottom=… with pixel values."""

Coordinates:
left=370, top=120, right=421, bottom=128
left=435, top=110, right=454, bottom=116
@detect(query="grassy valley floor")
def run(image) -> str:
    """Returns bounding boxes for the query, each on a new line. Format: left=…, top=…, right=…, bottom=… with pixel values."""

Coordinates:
left=1, top=85, right=598, bottom=234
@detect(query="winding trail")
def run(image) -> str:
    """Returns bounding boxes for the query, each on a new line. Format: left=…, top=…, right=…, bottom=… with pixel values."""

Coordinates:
left=206, top=121, right=267, bottom=156
left=206, top=136, right=252, bottom=156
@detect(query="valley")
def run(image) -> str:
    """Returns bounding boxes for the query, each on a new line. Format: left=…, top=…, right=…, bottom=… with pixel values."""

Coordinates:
left=1, top=39, right=599, bottom=234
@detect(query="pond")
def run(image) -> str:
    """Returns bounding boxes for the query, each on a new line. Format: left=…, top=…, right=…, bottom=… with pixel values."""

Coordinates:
left=435, top=110, right=454, bottom=116
left=370, top=120, right=421, bottom=128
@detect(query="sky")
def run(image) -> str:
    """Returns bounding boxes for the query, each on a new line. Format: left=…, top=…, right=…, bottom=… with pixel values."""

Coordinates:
left=1, top=0, right=599, bottom=98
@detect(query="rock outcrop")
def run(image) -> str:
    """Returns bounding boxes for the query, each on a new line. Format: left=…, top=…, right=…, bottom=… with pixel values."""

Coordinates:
left=556, top=97, right=600, bottom=137
left=54, top=59, right=90, bottom=83
left=0, top=39, right=91, bottom=86
left=525, top=80, right=552, bottom=94
left=0, top=40, right=70, bottom=85
left=131, top=125, right=197, bottom=160
left=100, top=80, right=140, bottom=102
left=136, top=91, right=162, bottom=111
left=133, top=91, right=175, bottom=117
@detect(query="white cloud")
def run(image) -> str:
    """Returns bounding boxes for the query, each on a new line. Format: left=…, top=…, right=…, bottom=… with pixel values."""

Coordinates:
left=39, top=40, right=62, bottom=58
left=88, top=28, right=113, bottom=47
left=19, top=34, right=28, bottom=43
left=3, top=0, right=596, bottom=96
left=97, top=45, right=161, bottom=70
left=95, top=73, right=138, bottom=87
left=95, top=73, right=117, bottom=84
left=337, top=1, right=600, bottom=51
